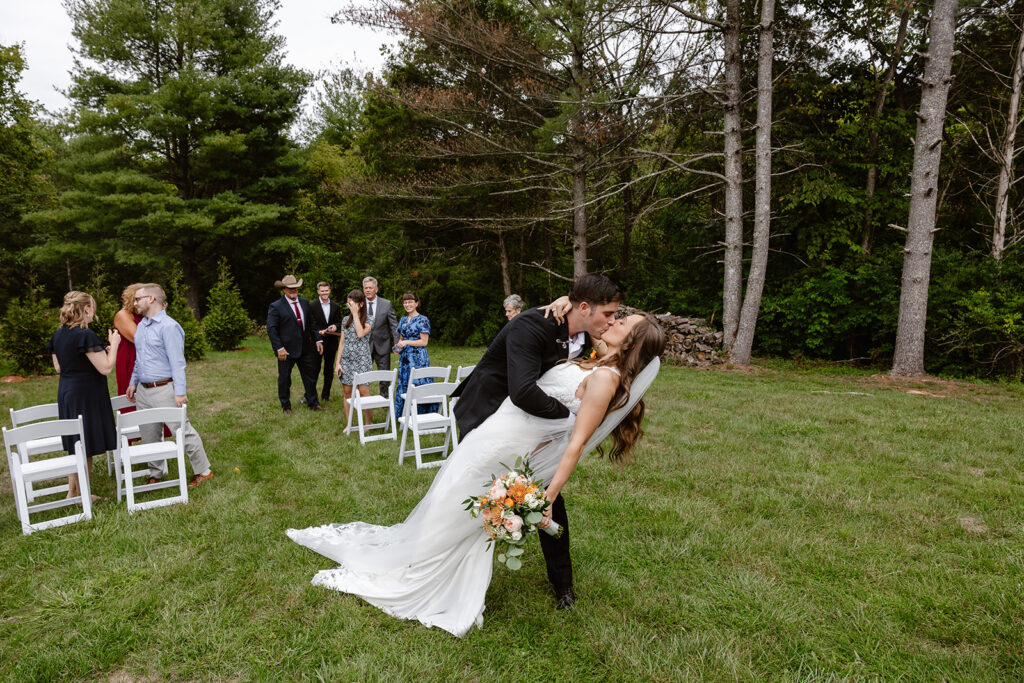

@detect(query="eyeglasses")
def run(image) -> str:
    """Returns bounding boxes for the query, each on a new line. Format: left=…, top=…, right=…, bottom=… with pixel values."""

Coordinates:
left=134, top=295, right=152, bottom=302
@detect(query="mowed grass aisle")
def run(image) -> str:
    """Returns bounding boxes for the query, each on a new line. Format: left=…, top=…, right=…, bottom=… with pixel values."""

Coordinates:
left=1, top=339, right=1023, bottom=680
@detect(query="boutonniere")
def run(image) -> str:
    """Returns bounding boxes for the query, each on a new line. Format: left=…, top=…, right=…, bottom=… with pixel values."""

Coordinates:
left=581, top=346, right=598, bottom=360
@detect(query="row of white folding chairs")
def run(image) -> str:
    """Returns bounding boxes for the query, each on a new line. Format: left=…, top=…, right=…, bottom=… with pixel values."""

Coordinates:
left=346, top=364, right=475, bottom=469
left=5, top=401, right=193, bottom=533
left=10, top=397, right=153, bottom=503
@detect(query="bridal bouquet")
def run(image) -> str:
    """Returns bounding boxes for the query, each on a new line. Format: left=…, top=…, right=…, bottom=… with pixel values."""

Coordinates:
left=463, top=457, right=560, bottom=571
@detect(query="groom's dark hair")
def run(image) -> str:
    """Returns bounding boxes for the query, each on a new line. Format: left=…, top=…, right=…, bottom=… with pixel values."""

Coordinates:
left=568, top=274, right=624, bottom=306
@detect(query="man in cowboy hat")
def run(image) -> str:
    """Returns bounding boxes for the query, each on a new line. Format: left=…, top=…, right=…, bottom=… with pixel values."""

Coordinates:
left=266, top=275, right=325, bottom=413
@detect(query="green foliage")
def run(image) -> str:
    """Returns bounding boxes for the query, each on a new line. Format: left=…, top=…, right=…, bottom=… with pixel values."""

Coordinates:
left=942, top=289, right=1024, bottom=378
left=924, top=252, right=1024, bottom=377
left=203, top=259, right=251, bottom=351
left=755, top=250, right=902, bottom=360
left=0, top=288, right=57, bottom=376
left=0, top=44, right=55, bottom=318
left=167, top=268, right=207, bottom=361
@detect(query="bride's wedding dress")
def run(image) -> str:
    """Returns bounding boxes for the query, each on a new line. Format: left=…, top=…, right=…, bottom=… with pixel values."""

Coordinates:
left=287, top=361, right=653, bottom=637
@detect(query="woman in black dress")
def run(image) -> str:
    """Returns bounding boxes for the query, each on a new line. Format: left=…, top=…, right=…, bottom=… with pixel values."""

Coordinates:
left=47, top=291, right=121, bottom=499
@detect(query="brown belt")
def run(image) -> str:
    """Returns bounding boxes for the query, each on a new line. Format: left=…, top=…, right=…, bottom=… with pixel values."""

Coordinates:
left=140, top=378, right=172, bottom=388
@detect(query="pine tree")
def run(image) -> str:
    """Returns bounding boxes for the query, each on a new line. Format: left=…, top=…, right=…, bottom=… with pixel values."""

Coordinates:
left=203, top=259, right=251, bottom=351
left=28, top=0, right=310, bottom=311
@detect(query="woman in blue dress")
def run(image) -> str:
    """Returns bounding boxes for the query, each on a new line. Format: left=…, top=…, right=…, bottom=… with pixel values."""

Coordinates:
left=393, top=291, right=436, bottom=418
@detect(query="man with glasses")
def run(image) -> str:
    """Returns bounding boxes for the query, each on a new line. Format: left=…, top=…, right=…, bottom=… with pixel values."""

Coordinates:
left=126, top=283, right=214, bottom=488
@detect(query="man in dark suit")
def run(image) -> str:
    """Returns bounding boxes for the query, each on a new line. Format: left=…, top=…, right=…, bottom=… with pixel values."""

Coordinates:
left=266, top=274, right=325, bottom=413
left=362, top=276, right=399, bottom=397
left=309, top=281, right=342, bottom=403
left=452, top=274, right=622, bottom=610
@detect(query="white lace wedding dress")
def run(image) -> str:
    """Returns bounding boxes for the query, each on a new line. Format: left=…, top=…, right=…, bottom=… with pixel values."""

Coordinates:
left=286, top=362, right=631, bottom=637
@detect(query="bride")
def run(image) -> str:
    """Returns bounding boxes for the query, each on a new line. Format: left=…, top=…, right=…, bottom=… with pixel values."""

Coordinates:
left=287, top=313, right=666, bottom=637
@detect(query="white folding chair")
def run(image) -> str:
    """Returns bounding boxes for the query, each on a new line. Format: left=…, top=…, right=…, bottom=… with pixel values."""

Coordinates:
left=3, top=417, right=92, bottom=535
left=400, top=365, right=452, bottom=420
left=117, top=406, right=189, bottom=512
left=454, top=365, right=475, bottom=382
left=8, top=402, right=69, bottom=501
left=449, top=365, right=476, bottom=434
left=346, top=369, right=399, bottom=444
left=107, top=395, right=141, bottom=477
left=398, top=382, right=459, bottom=469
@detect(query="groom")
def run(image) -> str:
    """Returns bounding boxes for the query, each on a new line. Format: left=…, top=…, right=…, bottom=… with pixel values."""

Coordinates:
left=453, top=274, right=622, bottom=610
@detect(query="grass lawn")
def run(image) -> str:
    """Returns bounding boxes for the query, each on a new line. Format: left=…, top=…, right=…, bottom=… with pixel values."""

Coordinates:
left=1, top=338, right=1023, bottom=680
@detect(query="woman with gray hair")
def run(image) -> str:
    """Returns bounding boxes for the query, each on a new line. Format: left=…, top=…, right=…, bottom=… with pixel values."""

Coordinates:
left=502, top=294, right=524, bottom=320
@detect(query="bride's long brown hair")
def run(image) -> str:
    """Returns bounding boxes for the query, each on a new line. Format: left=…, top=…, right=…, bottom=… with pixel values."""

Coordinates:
left=579, top=316, right=666, bottom=462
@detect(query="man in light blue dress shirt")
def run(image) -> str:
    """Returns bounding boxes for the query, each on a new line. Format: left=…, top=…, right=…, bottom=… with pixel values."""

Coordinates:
left=126, top=283, right=213, bottom=487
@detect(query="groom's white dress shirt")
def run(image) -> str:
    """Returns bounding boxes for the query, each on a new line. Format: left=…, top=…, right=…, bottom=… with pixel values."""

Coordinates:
left=567, top=332, right=585, bottom=359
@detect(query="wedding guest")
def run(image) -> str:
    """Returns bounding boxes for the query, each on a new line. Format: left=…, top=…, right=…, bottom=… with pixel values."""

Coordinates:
left=266, top=274, right=325, bottom=413
left=114, top=282, right=170, bottom=437
left=334, top=289, right=374, bottom=432
left=47, top=291, right=120, bottom=500
left=503, top=294, right=524, bottom=320
left=113, top=283, right=143, bottom=399
left=126, top=283, right=214, bottom=488
left=363, top=277, right=399, bottom=398
left=393, top=291, right=435, bottom=418
left=310, top=281, right=342, bottom=403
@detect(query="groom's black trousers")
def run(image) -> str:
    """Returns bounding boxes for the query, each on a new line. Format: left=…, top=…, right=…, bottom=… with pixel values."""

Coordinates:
left=538, top=494, right=572, bottom=592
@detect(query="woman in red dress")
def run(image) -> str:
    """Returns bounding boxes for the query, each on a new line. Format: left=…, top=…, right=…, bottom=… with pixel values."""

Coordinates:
left=113, top=283, right=143, bottom=398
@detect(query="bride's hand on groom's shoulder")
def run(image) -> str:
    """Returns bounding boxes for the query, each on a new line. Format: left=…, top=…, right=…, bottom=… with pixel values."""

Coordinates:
left=541, top=296, right=572, bottom=323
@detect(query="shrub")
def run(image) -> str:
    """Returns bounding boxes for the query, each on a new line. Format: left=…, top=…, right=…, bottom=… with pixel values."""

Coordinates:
left=940, top=289, right=1024, bottom=378
left=0, top=288, right=58, bottom=376
left=82, top=265, right=120, bottom=338
left=166, top=269, right=208, bottom=361
left=203, top=259, right=251, bottom=351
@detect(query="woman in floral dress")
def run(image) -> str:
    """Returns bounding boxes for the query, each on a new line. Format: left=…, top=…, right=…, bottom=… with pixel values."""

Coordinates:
left=393, top=291, right=436, bottom=418
left=335, top=289, right=374, bottom=432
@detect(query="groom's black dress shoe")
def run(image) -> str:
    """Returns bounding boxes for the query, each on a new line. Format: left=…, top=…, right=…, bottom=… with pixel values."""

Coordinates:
left=555, top=588, right=576, bottom=611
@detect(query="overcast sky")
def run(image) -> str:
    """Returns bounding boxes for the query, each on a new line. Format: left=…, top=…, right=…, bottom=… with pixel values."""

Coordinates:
left=0, top=1, right=396, bottom=115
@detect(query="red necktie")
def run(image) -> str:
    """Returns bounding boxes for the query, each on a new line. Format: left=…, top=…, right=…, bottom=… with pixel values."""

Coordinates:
left=291, top=300, right=303, bottom=329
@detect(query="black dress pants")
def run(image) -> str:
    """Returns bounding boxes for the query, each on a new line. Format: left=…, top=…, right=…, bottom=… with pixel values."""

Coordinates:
left=372, top=350, right=392, bottom=397
left=319, top=339, right=339, bottom=399
left=537, top=493, right=573, bottom=593
left=278, top=351, right=321, bottom=409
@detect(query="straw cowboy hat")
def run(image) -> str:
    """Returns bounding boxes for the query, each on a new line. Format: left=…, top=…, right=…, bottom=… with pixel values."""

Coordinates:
left=275, top=274, right=303, bottom=289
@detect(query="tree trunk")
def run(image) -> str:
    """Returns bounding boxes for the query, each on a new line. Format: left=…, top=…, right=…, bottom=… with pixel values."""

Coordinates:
left=722, top=0, right=744, bottom=348
left=569, top=7, right=588, bottom=280
left=498, top=231, right=511, bottom=297
left=730, top=0, right=775, bottom=365
left=181, top=246, right=201, bottom=316
left=861, top=9, right=911, bottom=254
left=992, top=20, right=1024, bottom=260
left=891, top=0, right=959, bottom=377
left=66, top=257, right=73, bottom=292
left=619, top=163, right=636, bottom=275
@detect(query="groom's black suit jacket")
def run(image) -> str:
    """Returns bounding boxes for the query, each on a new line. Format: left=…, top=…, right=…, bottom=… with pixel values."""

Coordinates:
left=453, top=307, right=590, bottom=436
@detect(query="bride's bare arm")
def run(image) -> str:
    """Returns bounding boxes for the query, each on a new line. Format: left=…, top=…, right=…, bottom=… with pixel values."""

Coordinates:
left=542, top=369, right=619, bottom=506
